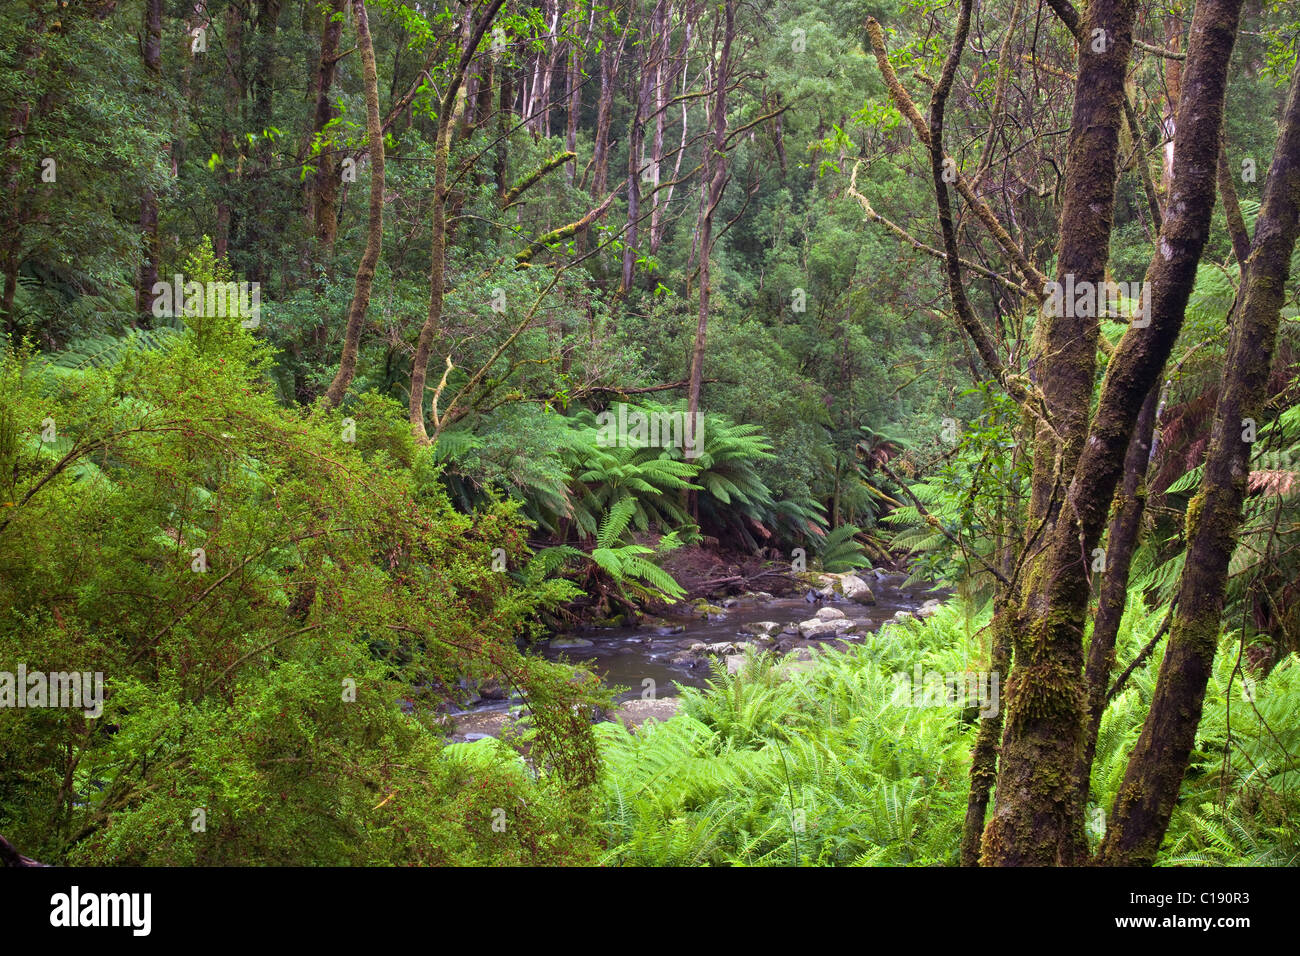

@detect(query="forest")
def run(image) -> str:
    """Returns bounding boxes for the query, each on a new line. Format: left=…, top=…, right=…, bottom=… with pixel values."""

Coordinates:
left=0, top=0, right=1297, bottom=869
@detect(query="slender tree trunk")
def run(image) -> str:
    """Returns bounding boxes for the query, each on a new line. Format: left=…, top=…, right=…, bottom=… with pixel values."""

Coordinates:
left=0, top=3, right=47, bottom=333
left=305, top=0, right=348, bottom=259
left=410, top=0, right=508, bottom=442
left=216, top=4, right=243, bottom=261
left=322, top=0, right=384, bottom=409
left=1099, top=51, right=1300, bottom=866
left=1071, top=381, right=1159, bottom=843
left=685, top=0, right=733, bottom=463
left=136, top=0, right=163, bottom=324
left=621, top=3, right=656, bottom=294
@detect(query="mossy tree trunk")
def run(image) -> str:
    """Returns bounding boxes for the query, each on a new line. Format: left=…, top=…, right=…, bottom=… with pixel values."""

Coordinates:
left=980, top=0, right=1140, bottom=866
left=985, top=0, right=1243, bottom=866
left=1099, top=50, right=1300, bottom=866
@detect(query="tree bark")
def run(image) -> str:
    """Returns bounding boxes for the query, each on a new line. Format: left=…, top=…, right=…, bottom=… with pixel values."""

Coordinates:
left=135, top=0, right=163, bottom=324
left=1099, top=50, right=1300, bottom=866
left=410, top=0, right=509, bottom=442
left=685, top=0, right=733, bottom=462
left=322, top=0, right=385, bottom=409
left=305, top=0, right=348, bottom=258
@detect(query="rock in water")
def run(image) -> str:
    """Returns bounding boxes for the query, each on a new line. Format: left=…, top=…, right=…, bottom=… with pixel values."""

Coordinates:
left=798, top=617, right=856, bottom=638
left=916, top=599, right=943, bottom=619
left=550, top=636, right=594, bottom=649
left=837, top=573, right=876, bottom=605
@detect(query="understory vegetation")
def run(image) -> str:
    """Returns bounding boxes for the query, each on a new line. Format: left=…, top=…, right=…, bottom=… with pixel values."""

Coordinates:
left=2, top=0, right=1299, bottom=868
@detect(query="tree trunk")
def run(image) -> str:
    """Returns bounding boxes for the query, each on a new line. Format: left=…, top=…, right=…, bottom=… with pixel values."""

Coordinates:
left=685, top=0, right=733, bottom=463
left=1099, top=50, right=1300, bottom=866
left=305, top=0, right=348, bottom=259
left=135, top=0, right=163, bottom=324
left=985, top=0, right=1243, bottom=866
left=410, top=0, right=508, bottom=442
left=322, top=0, right=384, bottom=409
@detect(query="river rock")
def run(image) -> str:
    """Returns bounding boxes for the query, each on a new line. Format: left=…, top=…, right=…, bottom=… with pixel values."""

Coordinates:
left=640, top=615, right=686, bottom=634
left=798, top=617, right=856, bottom=639
left=550, top=636, right=594, bottom=649
left=689, top=640, right=753, bottom=656
left=838, top=574, right=877, bottom=605
left=689, top=599, right=727, bottom=619
left=725, top=654, right=747, bottom=675
left=916, top=599, right=944, bottom=619
left=814, top=606, right=846, bottom=621
left=669, top=651, right=702, bottom=668
left=614, top=697, right=681, bottom=730
left=739, top=620, right=782, bottom=638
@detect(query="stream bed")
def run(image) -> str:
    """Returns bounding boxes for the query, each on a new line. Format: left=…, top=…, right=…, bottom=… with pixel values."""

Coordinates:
left=447, top=573, right=943, bottom=741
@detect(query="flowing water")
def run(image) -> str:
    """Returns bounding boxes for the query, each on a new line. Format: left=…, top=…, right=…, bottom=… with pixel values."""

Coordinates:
left=447, top=573, right=942, bottom=741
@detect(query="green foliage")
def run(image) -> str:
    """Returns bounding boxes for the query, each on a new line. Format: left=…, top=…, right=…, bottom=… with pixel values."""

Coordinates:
left=816, top=524, right=872, bottom=573
left=596, top=606, right=976, bottom=865
left=0, top=323, right=601, bottom=865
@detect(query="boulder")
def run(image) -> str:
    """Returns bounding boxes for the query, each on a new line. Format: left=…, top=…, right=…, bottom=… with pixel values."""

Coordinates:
left=798, top=617, right=856, bottom=639
left=613, top=697, right=681, bottom=730
left=550, top=636, right=593, bottom=649
left=838, top=574, right=877, bottom=605
left=916, top=599, right=944, bottom=619
left=814, top=606, right=846, bottom=621
left=689, top=640, right=753, bottom=656
left=739, top=620, right=783, bottom=639
left=689, top=599, right=726, bottom=619
left=725, top=654, right=747, bottom=675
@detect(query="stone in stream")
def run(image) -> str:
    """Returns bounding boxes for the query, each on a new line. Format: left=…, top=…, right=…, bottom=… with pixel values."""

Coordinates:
left=798, top=616, right=856, bottom=639
left=916, top=599, right=944, bottom=619
left=550, top=635, right=594, bottom=649
left=814, top=606, right=846, bottom=620
left=688, top=640, right=753, bottom=656
left=613, top=697, right=681, bottom=730
left=738, top=620, right=782, bottom=639
left=689, top=598, right=727, bottom=619
left=837, top=573, right=877, bottom=606
left=639, top=615, right=687, bottom=634
left=796, top=571, right=876, bottom=605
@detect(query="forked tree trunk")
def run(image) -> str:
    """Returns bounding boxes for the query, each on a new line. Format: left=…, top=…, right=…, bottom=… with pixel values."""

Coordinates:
left=1099, top=51, right=1300, bottom=866
left=985, top=0, right=1243, bottom=866
left=410, top=0, right=508, bottom=442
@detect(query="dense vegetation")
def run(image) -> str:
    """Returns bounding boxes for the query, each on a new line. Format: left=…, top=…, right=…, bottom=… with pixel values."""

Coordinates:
left=1, top=0, right=1298, bottom=867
